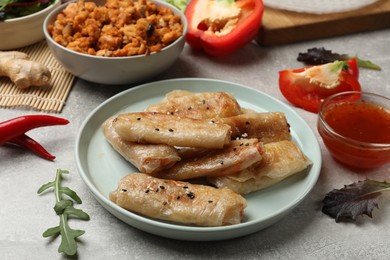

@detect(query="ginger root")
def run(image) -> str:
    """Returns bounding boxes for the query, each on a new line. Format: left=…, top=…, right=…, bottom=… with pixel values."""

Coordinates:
left=0, top=51, right=51, bottom=88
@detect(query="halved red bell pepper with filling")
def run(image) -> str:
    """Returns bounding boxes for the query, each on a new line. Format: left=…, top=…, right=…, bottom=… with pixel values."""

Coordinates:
left=279, top=59, right=362, bottom=113
left=184, top=0, right=264, bottom=56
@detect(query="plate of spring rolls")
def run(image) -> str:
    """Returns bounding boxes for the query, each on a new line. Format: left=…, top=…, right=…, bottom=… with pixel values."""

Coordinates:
left=75, top=78, right=321, bottom=241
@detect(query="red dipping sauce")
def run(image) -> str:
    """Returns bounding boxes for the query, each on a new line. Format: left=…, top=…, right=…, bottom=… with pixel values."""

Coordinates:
left=318, top=92, right=390, bottom=169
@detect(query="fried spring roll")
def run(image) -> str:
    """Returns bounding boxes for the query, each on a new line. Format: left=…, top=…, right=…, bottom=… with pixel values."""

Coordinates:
left=110, top=173, right=247, bottom=226
left=113, top=112, right=232, bottom=149
left=102, top=117, right=180, bottom=175
left=145, top=90, right=242, bottom=119
left=160, top=139, right=264, bottom=181
left=217, top=112, right=291, bottom=144
left=175, top=146, right=211, bottom=160
left=207, top=140, right=312, bottom=195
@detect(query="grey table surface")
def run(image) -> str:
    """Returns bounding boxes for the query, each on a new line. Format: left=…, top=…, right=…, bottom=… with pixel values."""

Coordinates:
left=1, top=28, right=390, bottom=260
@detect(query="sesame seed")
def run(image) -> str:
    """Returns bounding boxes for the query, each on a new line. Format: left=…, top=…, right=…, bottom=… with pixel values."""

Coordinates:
left=187, top=192, right=195, bottom=199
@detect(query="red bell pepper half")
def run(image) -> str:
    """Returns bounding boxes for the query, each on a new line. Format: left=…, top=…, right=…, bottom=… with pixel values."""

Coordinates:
left=185, top=0, right=264, bottom=56
left=279, top=59, right=362, bottom=113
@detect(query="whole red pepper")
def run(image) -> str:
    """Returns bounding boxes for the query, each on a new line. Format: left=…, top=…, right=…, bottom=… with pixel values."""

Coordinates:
left=185, top=0, right=264, bottom=56
left=7, top=134, right=56, bottom=161
left=0, top=115, right=69, bottom=161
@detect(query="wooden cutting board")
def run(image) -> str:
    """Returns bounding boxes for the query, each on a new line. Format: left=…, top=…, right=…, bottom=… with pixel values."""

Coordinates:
left=257, top=0, right=390, bottom=45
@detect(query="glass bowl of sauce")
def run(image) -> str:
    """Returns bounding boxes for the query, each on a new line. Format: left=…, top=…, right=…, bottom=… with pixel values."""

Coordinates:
left=317, top=91, right=390, bottom=169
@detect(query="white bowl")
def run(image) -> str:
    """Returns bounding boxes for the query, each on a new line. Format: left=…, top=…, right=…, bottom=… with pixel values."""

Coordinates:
left=0, top=0, right=61, bottom=50
left=43, top=0, right=188, bottom=85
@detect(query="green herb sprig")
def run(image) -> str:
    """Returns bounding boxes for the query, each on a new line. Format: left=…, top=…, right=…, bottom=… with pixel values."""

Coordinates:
left=38, top=169, right=90, bottom=256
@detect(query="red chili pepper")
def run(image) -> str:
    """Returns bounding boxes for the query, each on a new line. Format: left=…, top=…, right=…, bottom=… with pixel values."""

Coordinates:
left=279, top=59, right=362, bottom=113
left=0, top=115, right=69, bottom=145
left=6, top=134, right=56, bottom=161
left=185, top=0, right=264, bottom=56
left=0, top=115, right=69, bottom=161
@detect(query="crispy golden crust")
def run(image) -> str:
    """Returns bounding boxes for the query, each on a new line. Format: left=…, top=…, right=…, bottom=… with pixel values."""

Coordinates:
left=145, top=90, right=242, bottom=119
left=159, top=139, right=263, bottom=180
left=113, top=112, right=232, bottom=149
left=102, top=117, right=180, bottom=175
left=207, top=140, right=312, bottom=194
left=217, top=112, right=291, bottom=144
left=110, top=173, right=247, bottom=226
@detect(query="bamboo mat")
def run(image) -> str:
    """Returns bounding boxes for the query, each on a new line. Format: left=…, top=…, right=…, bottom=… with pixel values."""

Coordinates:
left=0, top=40, right=75, bottom=113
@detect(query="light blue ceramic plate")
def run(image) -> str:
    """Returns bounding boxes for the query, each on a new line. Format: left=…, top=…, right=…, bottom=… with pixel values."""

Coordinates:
left=75, top=78, right=322, bottom=241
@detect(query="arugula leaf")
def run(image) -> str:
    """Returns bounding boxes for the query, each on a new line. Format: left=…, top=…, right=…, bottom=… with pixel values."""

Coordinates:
left=38, top=169, right=90, bottom=256
left=322, top=179, right=390, bottom=222
left=297, top=47, right=382, bottom=71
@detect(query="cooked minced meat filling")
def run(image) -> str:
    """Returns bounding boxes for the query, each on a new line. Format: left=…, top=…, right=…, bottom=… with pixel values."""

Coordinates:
left=49, top=0, right=183, bottom=56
